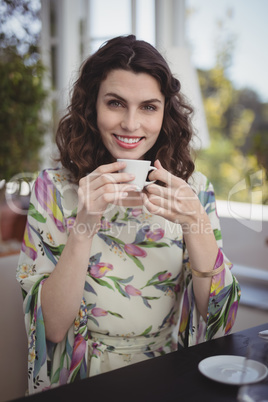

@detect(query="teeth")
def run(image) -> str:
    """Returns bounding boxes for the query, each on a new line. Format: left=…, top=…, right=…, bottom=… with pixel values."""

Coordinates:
left=116, top=135, right=140, bottom=144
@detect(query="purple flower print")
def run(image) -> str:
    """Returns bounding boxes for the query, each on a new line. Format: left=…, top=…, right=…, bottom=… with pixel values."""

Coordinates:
left=100, top=219, right=112, bottom=231
left=59, top=367, right=69, bottom=385
left=124, top=285, right=157, bottom=309
left=131, top=208, right=143, bottom=217
left=66, top=216, right=75, bottom=231
left=179, top=289, right=189, bottom=333
left=90, top=262, right=114, bottom=278
left=124, top=243, right=147, bottom=257
left=145, top=228, right=164, bottom=241
left=158, top=272, right=172, bottom=281
left=69, top=333, right=87, bottom=372
left=225, top=301, right=238, bottom=335
left=125, top=285, right=142, bottom=296
left=92, top=342, right=102, bottom=358
left=92, top=308, right=108, bottom=317
left=21, top=221, right=38, bottom=260
left=35, top=171, right=65, bottom=232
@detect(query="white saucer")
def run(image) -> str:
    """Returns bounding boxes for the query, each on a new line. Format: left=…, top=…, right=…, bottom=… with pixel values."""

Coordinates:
left=198, top=355, right=268, bottom=385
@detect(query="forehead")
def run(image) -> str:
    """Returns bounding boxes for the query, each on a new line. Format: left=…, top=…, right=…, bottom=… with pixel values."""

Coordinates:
left=98, top=69, right=164, bottom=100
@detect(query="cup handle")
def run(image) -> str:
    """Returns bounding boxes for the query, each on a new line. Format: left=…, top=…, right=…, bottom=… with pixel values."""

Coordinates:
left=144, top=166, right=157, bottom=187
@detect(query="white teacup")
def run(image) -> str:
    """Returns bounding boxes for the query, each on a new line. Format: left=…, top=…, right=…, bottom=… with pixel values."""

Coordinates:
left=117, top=159, right=157, bottom=192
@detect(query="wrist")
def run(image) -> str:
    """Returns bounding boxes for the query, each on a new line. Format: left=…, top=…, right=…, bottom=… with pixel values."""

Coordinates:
left=181, top=214, right=212, bottom=237
left=72, top=211, right=101, bottom=239
left=69, top=219, right=99, bottom=242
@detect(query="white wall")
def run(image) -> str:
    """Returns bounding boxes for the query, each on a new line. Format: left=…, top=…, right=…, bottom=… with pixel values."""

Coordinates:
left=218, top=201, right=268, bottom=332
left=0, top=254, right=28, bottom=401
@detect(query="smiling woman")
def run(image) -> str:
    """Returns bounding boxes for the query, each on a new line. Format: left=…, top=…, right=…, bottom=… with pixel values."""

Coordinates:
left=16, top=35, right=240, bottom=395
left=55, top=35, right=195, bottom=183
left=96, top=70, right=165, bottom=160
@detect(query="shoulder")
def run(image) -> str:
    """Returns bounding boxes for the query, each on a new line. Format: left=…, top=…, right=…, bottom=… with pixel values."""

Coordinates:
left=188, top=171, right=217, bottom=208
left=36, top=166, right=75, bottom=191
left=188, top=171, right=214, bottom=195
left=33, top=167, right=78, bottom=214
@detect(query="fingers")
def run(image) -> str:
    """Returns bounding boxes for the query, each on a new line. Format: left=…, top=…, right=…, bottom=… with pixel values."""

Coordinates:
left=94, top=160, right=126, bottom=175
left=78, top=161, right=138, bottom=214
left=148, top=159, right=185, bottom=191
left=87, top=172, right=135, bottom=195
left=144, top=161, right=200, bottom=223
left=80, top=161, right=136, bottom=194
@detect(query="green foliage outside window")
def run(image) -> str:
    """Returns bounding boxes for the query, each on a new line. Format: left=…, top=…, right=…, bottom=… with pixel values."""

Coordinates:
left=0, top=0, right=47, bottom=182
left=0, top=48, right=47, bottom=181
left=195, top=65, right=268, bottom=205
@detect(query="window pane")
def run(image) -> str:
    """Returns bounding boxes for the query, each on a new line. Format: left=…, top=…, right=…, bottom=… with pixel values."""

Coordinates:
left=90, top=0, right=131, bottom=38
left=136, top=0, right=155, bottom=45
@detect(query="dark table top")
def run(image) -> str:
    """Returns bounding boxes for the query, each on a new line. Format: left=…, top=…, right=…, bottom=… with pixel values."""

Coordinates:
left=14, top=323, right=268, bottom=402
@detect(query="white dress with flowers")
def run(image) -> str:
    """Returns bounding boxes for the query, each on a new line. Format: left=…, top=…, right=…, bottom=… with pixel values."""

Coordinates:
left=16, top=167, right=240, bottom=394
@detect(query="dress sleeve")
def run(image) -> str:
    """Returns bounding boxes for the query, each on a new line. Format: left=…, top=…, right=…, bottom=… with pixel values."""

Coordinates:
left=16, top=169, right=88, bottom=394
left=177, top=173, right=241, bottom=347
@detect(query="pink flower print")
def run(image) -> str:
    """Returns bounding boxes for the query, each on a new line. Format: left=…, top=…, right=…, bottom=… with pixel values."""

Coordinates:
left=22, top=222, right=37, bottom=261
left=131, top=208, right=143, bottom=217
left=59, top=367, right=69, bottom=385
left=90, top=262, right=114, bottom=278
left=125, top=285, right=142, bottom=296
left=211, top=249, right=226, bottom=295
left=69, top=333, right=87, bottom=372
left=101, top=219, right=111, bottom=230
left=92, top=342, right=102, bottom=358
left=158, top=272, right=172, bottom=281
left=66, top=216, right=75, bottom=231
left=174, top=283, right=181, bottom=293
left=179, top=289, right=189, bottom=333
left=225, top=301, right=239, bottom=335
left=92, top=308, right=108, bottom=317
left=124, top=243, right=147, bottom=257
left=215, top=249, right=224, bottom=268
left=33, top=305, right=38, bottom=322
left=146, top=228, right=164, bottom=241
left=35, top=171, right=65, bottom=232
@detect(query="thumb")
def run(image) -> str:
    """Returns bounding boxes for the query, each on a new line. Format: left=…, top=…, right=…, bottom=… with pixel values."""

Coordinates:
left=154, top=159, right=163, bottom=169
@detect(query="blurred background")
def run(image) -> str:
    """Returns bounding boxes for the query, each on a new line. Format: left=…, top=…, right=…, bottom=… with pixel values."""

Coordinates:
left=0, top=1, right=267, bottom=399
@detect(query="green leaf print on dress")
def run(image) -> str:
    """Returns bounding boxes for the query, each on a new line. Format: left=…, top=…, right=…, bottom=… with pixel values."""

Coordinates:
left=88, top=253, right=160, bottom=308
left=87, top=303, right=123, bottom=327
left=141, top=270, right=181, bottom=296
left=98, top=215, right=170, bottom=271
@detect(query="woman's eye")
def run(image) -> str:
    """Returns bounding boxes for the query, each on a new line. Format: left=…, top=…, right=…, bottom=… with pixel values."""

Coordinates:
left=143, top=105, right=156, bottom=111
left=108, top=100, right=122, bottom=108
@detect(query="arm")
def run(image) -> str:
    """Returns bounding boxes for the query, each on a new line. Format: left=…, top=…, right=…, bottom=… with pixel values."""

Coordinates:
left=182, top=212, right=219, bottom=320
left=41, top=161, right=135, bottom=343
left=16, top=164, right=135, bottom=391
left=41, top=229, right=94, bottom=343
left=143, top=160, right=221, bottom=321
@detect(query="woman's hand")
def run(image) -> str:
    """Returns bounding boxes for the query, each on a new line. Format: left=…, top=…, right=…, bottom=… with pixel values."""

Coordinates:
left=143, top=160, right=203, bottom=226
left=143, top=160, right=219, bottom=321
left=75, top=161, right=135, bottom=238
left=43, top=160, right=135, bottom=343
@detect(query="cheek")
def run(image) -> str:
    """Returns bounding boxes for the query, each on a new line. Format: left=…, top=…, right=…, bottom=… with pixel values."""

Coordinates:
left=146, top=115, right=163, bottom=136
left=97, top=111, right=118, bottom=133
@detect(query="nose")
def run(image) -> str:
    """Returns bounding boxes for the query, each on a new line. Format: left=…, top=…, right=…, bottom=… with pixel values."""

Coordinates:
left=120, top=110, right=140, bottom=132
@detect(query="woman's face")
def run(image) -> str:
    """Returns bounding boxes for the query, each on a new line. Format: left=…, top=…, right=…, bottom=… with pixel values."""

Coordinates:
left=96, top=69, right=165, bottom=160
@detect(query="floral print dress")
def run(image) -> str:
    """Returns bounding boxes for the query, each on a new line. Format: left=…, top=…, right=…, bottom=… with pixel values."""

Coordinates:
left=16, top=167, right=241, bottom=394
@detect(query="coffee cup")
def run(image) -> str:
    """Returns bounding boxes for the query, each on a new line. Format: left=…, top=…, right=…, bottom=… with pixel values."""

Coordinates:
left=117, top=159, right=157, bottom=191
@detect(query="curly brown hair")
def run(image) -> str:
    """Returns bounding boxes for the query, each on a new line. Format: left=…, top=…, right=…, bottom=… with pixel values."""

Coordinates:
left=56, top=35, right=195, bottom=183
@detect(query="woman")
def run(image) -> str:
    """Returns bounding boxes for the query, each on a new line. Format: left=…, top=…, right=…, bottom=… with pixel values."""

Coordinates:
left=17, top=35, right=240, bottom=394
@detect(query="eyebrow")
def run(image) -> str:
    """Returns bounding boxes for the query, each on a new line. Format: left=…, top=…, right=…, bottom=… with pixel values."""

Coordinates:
left=104, top=92, right=163, bottom=104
